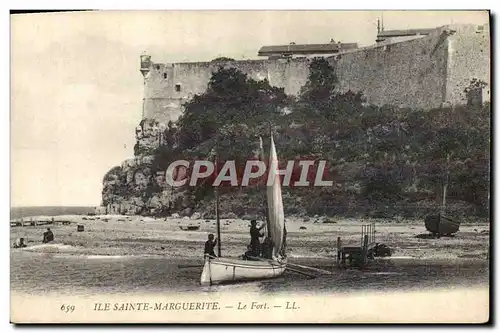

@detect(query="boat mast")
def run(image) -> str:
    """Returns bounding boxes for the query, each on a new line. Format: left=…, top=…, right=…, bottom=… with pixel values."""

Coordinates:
left=266, top=124, right=273, bottom=238
left=264, top=178, right=270, bottom=238
left=441, top=153, right=450, bottom=216
left=215, top=135, right=222, bottom=257
left=258, top=135, right=270, bottom=237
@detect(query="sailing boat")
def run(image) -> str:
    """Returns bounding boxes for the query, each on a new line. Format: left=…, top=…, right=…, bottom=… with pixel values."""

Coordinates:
left=200, top=134, right=287, bottom=286
left=424, top=154, right=461, bottom=236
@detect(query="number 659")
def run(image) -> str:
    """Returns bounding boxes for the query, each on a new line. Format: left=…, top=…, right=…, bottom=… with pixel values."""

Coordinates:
left=60, top=304, right=75, bottom=313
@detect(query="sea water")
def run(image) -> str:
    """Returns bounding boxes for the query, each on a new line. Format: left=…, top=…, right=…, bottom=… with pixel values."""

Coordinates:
left=10, top=250, right=489, bottom=297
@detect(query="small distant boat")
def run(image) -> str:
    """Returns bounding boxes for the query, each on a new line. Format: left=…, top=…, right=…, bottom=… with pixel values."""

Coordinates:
left=200, top=134, right=287, bottom=286
left=424, top=154, right=460, bottom=236
left=179, top=225, right=200, bottom=231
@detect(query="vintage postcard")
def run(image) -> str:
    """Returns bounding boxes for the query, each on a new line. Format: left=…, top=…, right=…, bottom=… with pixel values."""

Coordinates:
left=10, top=10, right=491, bottom=324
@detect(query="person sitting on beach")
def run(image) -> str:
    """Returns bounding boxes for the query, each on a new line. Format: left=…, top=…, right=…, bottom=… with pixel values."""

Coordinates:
left=249, top=220, right=266, bottom=256
left=260, top=236, right=274, bottom=259
left=42, top=228, right=54, bottom=244
left=204, top=233, right=217, bottom=257
left=13, top=237, right=26, bottom=248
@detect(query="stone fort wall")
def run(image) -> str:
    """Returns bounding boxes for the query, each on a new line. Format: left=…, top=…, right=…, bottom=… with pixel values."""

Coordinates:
left=445, top=24, right=490, bottom=104
left=141, top=24, right=490, bottom=123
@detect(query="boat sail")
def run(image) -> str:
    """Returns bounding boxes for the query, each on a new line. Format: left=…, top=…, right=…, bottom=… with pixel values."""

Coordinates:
left=267, top=135, right=286, bottom=259
left=200, top=134, right=287, bottom=286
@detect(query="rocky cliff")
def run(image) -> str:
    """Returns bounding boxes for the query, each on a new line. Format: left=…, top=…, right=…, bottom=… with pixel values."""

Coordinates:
left=101, top=118, right=187, bottom=216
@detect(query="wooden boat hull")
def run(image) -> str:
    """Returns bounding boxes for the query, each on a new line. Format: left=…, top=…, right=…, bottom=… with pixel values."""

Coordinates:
left=179, top=226, right=200, bottom=231
left=424, top=214, right=460, bottom=235
left=200, top=256, right=287, bottom=286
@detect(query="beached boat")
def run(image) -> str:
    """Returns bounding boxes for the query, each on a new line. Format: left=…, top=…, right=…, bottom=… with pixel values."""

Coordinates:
left=200, top=134, right=287, bottom=286
left=179, top=225, right=200, bottom=231
left=424, top=154, right=461, bottom=236
left=424, top=213, right=460, bottom=236
left=201, top=256, right=287, bottom=285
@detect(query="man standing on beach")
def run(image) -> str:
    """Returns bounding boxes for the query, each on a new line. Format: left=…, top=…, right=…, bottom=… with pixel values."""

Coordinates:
left=204, top=234, right=217, bottom=257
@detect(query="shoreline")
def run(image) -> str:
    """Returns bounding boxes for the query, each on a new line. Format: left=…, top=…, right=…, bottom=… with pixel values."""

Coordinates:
left=10, top=214, right=490, bottom=260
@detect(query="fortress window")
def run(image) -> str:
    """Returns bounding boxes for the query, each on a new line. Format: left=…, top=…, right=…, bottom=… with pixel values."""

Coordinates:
left=175, top=84, right=181, bottom=92
left=163, top=73, right=168, bottom=79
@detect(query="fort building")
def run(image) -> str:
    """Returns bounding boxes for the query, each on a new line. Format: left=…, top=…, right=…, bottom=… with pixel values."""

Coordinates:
left=140, top=23, right=490, bottom=124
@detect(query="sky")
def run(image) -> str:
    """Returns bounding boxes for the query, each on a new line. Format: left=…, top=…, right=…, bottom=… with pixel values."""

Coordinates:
left=10, top=10, right=489, bottom=207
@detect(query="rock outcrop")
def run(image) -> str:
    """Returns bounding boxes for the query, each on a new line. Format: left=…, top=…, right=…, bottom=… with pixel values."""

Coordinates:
left=101, top=118, right=194, bottom=216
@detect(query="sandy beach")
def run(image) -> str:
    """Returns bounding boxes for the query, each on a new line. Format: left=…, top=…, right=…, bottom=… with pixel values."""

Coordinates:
left=10, top=215, right=490, bottom=260
left=10, top=214, right=490, bottom=324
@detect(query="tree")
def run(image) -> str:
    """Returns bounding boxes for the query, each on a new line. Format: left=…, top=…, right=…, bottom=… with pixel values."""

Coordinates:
left=299, top=58, right=338, bottom=106
left=211, top=57, right=235, bottom=62
left=464, top=78, right=487, bottom=107
left=297, top=58, right=364, bottom=121
left=176, top=66, right=288, bottom=149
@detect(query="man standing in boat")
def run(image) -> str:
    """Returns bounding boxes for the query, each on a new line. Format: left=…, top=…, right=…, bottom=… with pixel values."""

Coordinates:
left=204, top=234, right=217, bottom=257
left=249, top=220, right=266, bottom=256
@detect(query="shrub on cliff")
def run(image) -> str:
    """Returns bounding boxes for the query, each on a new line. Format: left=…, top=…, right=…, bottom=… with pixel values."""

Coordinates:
left=103, top=166, right=121, bottom=182
left=211, top=57, right=235, bottom=62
